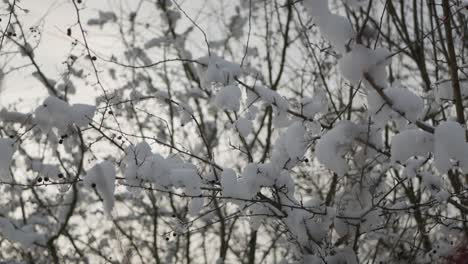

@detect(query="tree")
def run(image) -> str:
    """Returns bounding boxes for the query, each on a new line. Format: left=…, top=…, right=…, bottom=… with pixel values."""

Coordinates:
left=1, top=0, right=468, bottom=263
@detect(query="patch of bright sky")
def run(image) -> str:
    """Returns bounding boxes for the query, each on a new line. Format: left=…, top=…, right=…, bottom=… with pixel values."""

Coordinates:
left=1, top=0, right=228, bottom=109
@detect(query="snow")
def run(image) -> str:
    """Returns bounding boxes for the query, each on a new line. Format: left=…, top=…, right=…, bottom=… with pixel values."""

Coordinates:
left=403, top=157, right=426, bottom=179
left=434, top=80, right=468, bottom=102
left=273, top=108, right=291, bottom=128
left=284, top=208, right=327, bottom=246
left=87, top=11, right=117, bottom=27
left=214, top=84, right=242, bottom=112
left=316, top=13, right=354, bottom=53
left=198, top=55, right=242, bottom=88
left=28, top=159, right=61, bottom=181
left=315, top=121, right=360, bottom=176
left=188, top=197, right=204, bottom=216
left=170, top=168, right=200, bottom=193
left=0, top=217, right=45, bottom=248
left=338, top=45, right=391, bottom=88
left=124, top=142, right=153, bottom=186
left=235, top=117, right=252, bottom=137
left=334, top=216, right=349, bottom=237
left=344, top=0, right=369, bottom=7
left=303, top=0, right=329, bottom=19
left=252, top=85, right=289, bottom=110
left=0, top=138, right=15, bottom=180
left=70, top=104, right=97, bottom=127
left=0, top=109, right=32, bottom=125
left=386, top=87, right=424, bottom=121
left=434, top=121, right=468, bottom=174
left=34, top=96, right=96, bottom=132
left=304, top=0, right=354, bottom=53
left=391, top=129, right=433, bottom=163
left=368, top=86, right=424, bottom=128
left=461, top=0, right=468, bottom=16
left=285, top=122, right=307, bottom=160
left=301, top=92, right=328, bottom=119
left=83, top=161, right=116, bottom=217
left=177, top=103, right=194, bottom=126
left=268, top=122, right=308, bottom=172
left=325, top=247, right=358, bottom=264
left=220, top=168, right=240, bottom=198
left=123, top=142, right=204, bottom=214
left=420, top=171, right=443, bottom=196
left=303, top=255, right=322, bottom=264
left=240, top=163, right=262, bottom=199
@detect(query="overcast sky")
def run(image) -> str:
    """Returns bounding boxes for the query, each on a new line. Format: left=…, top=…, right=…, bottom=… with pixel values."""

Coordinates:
left=1, top=0, right=218, bottom=109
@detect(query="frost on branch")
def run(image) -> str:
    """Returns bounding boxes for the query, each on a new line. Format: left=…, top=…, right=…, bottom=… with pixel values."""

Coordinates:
left=0, top=138, right=15, bottom=180
left=83, top=161, right=116, bottom=217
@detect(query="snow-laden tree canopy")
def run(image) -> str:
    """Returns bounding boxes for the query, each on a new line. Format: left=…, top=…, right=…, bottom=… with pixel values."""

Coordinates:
left=1, top=0, right=468, bottom=263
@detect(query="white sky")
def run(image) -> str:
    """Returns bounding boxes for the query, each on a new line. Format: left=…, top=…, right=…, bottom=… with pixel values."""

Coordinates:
left=1, top=0, right=221, bottom=109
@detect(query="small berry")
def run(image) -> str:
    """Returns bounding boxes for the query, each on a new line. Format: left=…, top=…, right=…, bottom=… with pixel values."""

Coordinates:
left=91, top=56, right=97, bottom=61
left=173, top=233, right=177, bottom=237
left=9, top=135, right=14, bottom=138
left=37, top=177, right=43, bottom=183
left=67, top=28, right=71, bottom=36
left=77, top=0, right=82, bottom=3
left=172, top=214, right=176, bottom=218
left=59, top=139, right=63, bottom=144
left=117, top=135, right=122, bottom=140
left=58, top=173, right=64, bottom=178
left=165, top=237, right=169, bottom=241
left=44, top=177, right=49, bottom=182
left=108, top=110, right=113, bottom=115
left=91, top=183, right=96, bottom=188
